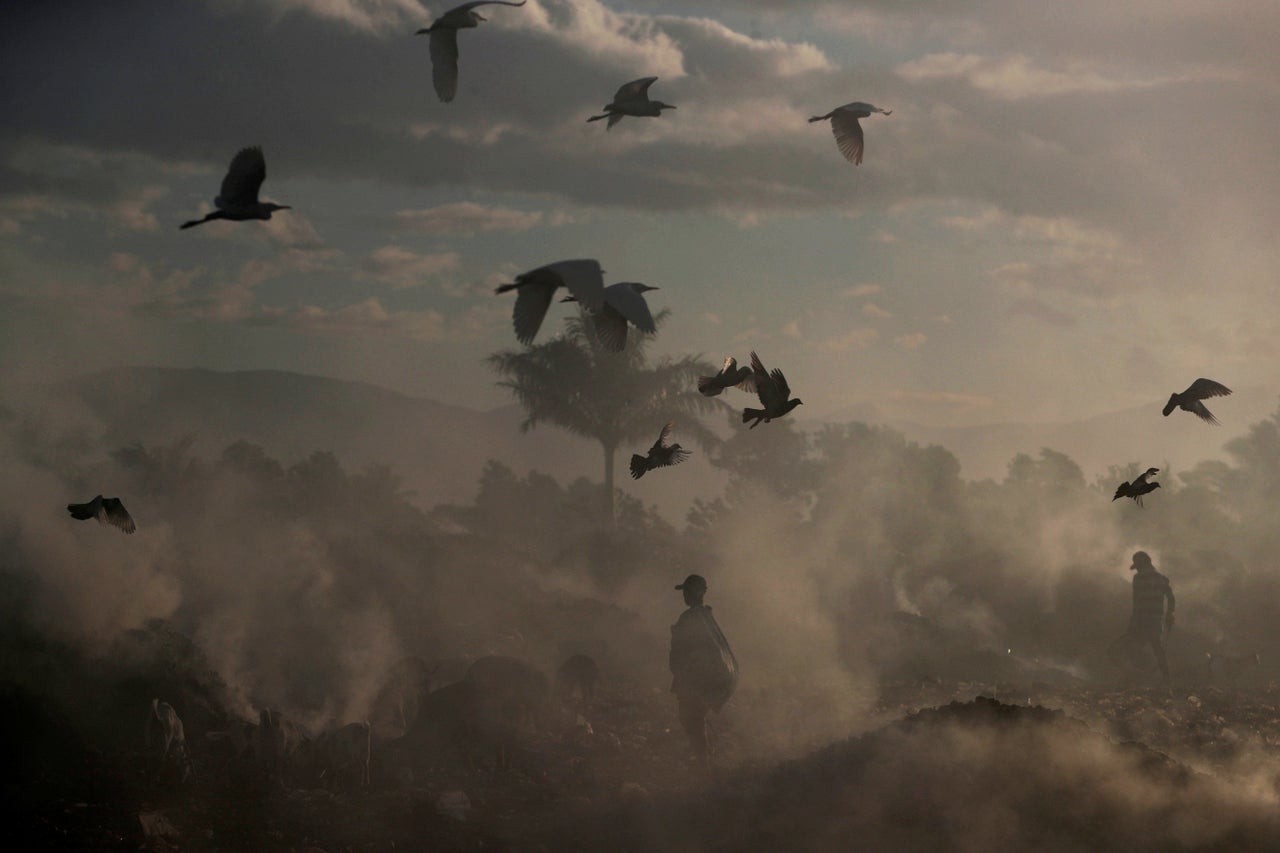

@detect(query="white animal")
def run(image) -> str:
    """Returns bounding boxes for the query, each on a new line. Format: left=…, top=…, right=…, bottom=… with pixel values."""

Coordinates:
left=562, top=281, right=659, bottom=352
left=495, top=259, right=606, bottom=344
left=321, top=721, right=372, bottom=789
left=808, top=102, right=892, bottom=165
left=252, top=708, right=302, bottom=788
left=416, top=1, right=527, bottom=103
left=180, top=147, right=290, bottom=229
left=145, top=699, right=191, bottom=781
left=587, top=77, right=676, bottom=129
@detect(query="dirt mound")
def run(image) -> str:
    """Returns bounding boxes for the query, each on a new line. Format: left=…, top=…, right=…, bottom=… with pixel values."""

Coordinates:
left=556, top=696, right=1280, bottom=852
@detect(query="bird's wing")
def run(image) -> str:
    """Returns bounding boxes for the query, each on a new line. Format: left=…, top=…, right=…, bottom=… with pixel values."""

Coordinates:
left=732, top=367, right=757, bottom=394
left=1185, top=378, right=1232, bottom=400
left=657, top=420, right=675, bottom=449
left=1133, top=468, right=1158, bottom=486
left=829, top=111, right=865, bottom=164
left=430, top=29, right=460, bottom=102
left=662, top=447, right=691, bottom=467
left=615, top=76, right=658, bottom=103
left=511, top=281, right=555, bottom=344
left=100, top=498, right=136, bottom=534
left=546, top=259, right=605, bottom=312
left=1187, top=400, right=1220, bottom=425
left=449, top=0, right=526, bottom=11
left=602, top=282, right=656, bottom=334
left=218, top=147, right=267, bottom=208
left=606, top=112, right=624, bottom=130
left=749, top=351, right=781, bottom=408
left=592, top=303, right=629, bottom=352
left=770, top=367, right=792, bottom=400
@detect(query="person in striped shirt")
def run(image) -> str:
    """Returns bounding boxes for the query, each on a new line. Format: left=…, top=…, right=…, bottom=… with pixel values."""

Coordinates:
left=1111, top=551, right=1176, bottom=686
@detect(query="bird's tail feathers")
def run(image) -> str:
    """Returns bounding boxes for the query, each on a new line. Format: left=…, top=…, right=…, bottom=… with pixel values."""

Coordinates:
left=808, top=114, right=831, bottom=123
left=629, top=455, right=648, bottom=479
left=494, top=282, right=518, bottom=294
left=743, top=408, right=765, bottom=428
left=696, top=376, right=720, bottom=396
left=587, top=114, right=608, bottom=123
left=67, top=503, right=94, bottom=520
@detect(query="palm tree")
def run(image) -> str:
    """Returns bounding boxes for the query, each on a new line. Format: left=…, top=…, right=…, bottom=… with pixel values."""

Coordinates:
left=488, top=309, right=720, bottom=524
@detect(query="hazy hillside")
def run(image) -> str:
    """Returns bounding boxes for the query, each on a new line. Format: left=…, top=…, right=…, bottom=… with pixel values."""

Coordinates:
left=815, top=389, right=1280, bottom=482
left=43, top=367, right=730, bottom=518
left=31, top=367, right=1278, bottom=519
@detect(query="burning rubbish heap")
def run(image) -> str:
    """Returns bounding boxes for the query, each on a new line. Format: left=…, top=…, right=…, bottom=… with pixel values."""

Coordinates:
left=556, top=696, right=1280, bottom=852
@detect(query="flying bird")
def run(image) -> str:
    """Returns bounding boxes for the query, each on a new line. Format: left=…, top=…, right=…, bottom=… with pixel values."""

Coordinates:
left=587, top=77, right=676, bottom=129
left=630, top=421, right=691, bottom=479
left=1162, top=378, right=1232, bottom=424
left=180, top=147, right=291, bottom=229
left=416, top=1, right=526, bottom=103
left=67, top=495, right=136, bottom=534
left=742, top=351, right=803, bottom=429
left=697, top=356, right=755, bottom=397
left=808, top=102, right=892, bottom=165
left=495, top=259, right=605, bottom=344
left=1113, top=467, right=1161, bottom=508
left=561, top=281, right=658, bottom=352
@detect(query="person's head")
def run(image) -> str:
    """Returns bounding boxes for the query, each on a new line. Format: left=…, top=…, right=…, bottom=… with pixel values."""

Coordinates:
left=1131, top=550, right=1154, bottom=572
left=675, top=574, right=707, bottom=606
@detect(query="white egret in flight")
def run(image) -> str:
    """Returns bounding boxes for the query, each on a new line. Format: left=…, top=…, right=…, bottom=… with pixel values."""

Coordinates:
left=416, top=1, right=527, bottom=103
left=587, top=77, right=676, bottom=129
left=180, top=147, right=290, bottom=229
left=808, top=102, right=892, bottom=165
left=495, top=259, right=606, bottom=344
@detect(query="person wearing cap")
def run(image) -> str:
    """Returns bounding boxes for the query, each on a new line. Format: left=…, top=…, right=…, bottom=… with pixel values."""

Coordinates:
left=1110, top=551, right=1176, bottom=686
left=669, top=574, right=738, bottom=765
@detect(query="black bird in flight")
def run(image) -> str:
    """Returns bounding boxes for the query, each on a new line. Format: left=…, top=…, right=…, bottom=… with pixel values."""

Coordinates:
left=742, top=351, right=802, bottom=429
left=67, top=495, right=136, bottom=534
left=697, top=356, right=755, bottom=397
left=1113, top=467, right=1161, bottom=507
left=630, top=421, right=690, bottom=479
left=180, top=147, right=290, bottom=229
left=1162, top=378, right=1232, bottom=424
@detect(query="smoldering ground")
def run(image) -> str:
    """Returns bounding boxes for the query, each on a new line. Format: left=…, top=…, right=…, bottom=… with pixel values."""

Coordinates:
left=7, top=379, right=1280, bottom=849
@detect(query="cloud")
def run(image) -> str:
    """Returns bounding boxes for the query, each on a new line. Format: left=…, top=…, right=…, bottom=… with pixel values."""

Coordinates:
left=844, top=283, right=883, bottom=298
left=893, top=332, right=927, bottom=350
left=862, top=303, right=893, bottom=320
left=896, top=53, right=1219, bottom=100
left=1008, top=297, right=1076, bottom=327
left=817, top=328, right=878, bottom=353
left=394, top=202, right=547, bottom=236
left=206, top=0, right=424, bottom=34
left=887, top=390, right=993, bottom=409
left=361, top=245, right=461, bottom=289
left=271, top=298, right=449, bottom=340
left=782, top=320, right=801, bottom=338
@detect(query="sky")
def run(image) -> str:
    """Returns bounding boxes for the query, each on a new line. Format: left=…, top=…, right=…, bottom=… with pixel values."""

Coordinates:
left=2, top=0, right=1278, bottom=427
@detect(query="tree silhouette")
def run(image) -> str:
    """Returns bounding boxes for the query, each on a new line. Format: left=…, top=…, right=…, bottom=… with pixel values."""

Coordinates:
left=487, top=310, right=719, bottom=524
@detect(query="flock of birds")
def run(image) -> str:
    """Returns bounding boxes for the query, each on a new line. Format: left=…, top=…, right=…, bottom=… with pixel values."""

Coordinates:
left=1110, top=378, right=1234, bottom=508
left=63, top=1, right=1234, bottom=530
